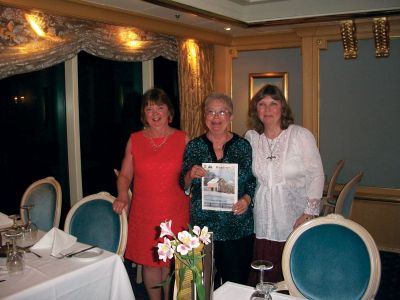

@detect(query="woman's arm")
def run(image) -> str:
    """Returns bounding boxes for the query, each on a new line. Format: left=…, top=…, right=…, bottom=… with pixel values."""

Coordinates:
left=113, top=137, right=134, bottom=214
left=293, top=127, right=324, bottom=227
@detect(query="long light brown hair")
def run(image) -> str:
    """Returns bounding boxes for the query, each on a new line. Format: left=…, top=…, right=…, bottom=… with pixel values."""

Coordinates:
left=248, top=84, right=294, bottom=134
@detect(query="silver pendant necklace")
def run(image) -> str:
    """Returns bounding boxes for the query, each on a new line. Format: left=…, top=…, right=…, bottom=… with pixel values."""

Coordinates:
left=266, top=138, right=276, bottom=160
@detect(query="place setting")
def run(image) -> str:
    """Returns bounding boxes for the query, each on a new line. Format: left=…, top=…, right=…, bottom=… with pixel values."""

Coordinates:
left=31, top=227, right=103, bottom=261
left=0, top=206, right=104, bottom=286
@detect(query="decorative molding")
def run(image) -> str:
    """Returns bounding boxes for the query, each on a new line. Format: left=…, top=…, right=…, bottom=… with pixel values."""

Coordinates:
left=340, top=20, right=358, bottom=59
left=373, top=17, right=390, bottom=57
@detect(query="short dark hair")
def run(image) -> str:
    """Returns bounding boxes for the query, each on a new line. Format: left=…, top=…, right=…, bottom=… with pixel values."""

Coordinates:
left=203, top=92, right=234, bottom=114
left=248, top=84, right=294, bottom=134
left=141, top=88, right=174, bottom=126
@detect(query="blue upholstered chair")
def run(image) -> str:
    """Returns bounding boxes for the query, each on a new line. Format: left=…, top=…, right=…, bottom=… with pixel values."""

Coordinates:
left=334, top=172, right=363, bottom=218
left=64, top=192, right=127, bottom=256
left=279, top=214, right=381, bottom=299
left=20, top=176, right=62, bottom=231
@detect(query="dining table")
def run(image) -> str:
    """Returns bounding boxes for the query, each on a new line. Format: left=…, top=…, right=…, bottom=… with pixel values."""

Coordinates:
left=213, top=281, right=301, bottom=300
left=0, top=228, right=135, bottom=300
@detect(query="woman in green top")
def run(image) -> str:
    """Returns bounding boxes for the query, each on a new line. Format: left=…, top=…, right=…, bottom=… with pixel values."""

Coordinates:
left=181, top=92, right=256, bottom=287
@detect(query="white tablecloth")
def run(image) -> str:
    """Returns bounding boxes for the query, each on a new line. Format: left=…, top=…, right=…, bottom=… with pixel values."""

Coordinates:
left=214, top=282, right=301, bottom=300
left=0, top=246, right=135, bottom=300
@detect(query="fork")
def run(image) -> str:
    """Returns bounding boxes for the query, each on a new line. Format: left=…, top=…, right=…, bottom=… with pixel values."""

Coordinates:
left=51, top=245, right=96, bottom=259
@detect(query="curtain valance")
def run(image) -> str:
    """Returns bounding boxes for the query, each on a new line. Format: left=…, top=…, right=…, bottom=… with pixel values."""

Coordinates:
left=0, top=5, right=178, bottom=79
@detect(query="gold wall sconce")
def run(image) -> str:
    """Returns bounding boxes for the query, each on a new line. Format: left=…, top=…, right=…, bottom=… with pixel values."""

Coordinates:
left=373, top=17, right=390, bottom=57
left=340, top=20, right=358, bottom=59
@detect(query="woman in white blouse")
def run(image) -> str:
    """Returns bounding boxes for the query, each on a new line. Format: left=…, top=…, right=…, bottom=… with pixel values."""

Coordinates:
left=245, top=84, right=324, bottom=283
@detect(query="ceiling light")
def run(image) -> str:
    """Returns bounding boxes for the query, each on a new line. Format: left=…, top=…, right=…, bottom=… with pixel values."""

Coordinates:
left=224, top=27, right=231, bottom=31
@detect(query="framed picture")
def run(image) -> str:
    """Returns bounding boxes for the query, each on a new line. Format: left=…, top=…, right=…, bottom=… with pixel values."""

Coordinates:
left=249, top=72, right=288, bottom=101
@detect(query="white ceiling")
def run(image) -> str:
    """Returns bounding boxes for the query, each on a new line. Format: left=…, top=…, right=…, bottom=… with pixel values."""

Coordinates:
left=78, top=0, right=400, bottom=36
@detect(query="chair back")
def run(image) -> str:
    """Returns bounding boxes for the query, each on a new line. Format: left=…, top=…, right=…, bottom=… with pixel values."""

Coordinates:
left=64, top=192, right=127, bottom=256
left=282, top=214, right=381, bottom=300
left=326, top=159, right=345, bottom=199
left=320, top=160, right=345, bottom=216
left=334, top=172, right=363, bottom=218
left=20, top=176, right=62, bottom=231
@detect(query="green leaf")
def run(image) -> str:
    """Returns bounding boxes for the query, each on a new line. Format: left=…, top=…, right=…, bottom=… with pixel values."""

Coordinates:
left=194, top=271, right=206, bottom=300
left=178, top=267, right=187, bottom=290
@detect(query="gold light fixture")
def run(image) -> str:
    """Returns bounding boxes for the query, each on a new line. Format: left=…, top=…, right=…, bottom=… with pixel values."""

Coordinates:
left=373, top=17, right=390, bottom=57
left=118, top=28, right=145, bottom=49
left=340, top=20, right=358, bottom=59
left=25, top=14, right=46, bottom=37
left=185, top=39, right=199, bottom=74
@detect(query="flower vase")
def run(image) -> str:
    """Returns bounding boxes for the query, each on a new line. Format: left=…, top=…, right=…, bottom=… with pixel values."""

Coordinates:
left=175, top=244, right=205, bottom=300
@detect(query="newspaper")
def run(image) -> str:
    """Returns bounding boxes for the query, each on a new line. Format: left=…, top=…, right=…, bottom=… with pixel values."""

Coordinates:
left=201, top=163, right=238, bottom=211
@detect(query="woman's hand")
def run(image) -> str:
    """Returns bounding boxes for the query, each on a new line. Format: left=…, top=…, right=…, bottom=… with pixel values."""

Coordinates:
left=113, top=196, right=129, bottom=215
left=189, top=165, right=207, bottom=180
left=232, top=197, right=251, bottom=215
left=293, top=213, right=314, bottom=229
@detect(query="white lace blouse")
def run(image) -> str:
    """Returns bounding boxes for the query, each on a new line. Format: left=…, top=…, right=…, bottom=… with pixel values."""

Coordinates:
left=245, top=125, right=324, bottom=241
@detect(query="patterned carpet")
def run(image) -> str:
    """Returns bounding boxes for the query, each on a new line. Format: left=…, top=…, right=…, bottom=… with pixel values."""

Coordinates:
left=127, top=251, right=400, bottom=300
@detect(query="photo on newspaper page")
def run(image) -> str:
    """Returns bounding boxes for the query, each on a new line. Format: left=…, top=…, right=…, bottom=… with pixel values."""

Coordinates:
left=201, top=163, right=238, bottom=211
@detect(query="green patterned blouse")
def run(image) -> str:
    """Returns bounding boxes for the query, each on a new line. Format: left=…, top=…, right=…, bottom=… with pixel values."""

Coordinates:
left=180, top=133, right=256, bottom=241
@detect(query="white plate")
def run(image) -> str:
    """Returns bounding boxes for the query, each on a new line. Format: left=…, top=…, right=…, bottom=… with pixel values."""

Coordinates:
left=70, top=248, right=103, bottom=261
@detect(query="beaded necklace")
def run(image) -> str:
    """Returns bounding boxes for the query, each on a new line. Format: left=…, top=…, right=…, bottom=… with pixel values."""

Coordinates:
left=145, top=128, right=171, bottom=151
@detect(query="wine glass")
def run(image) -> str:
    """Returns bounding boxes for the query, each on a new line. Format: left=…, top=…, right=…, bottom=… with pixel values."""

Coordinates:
left=250, top=260, right=276, bottom=300
left=4, top=229, right=24, bottom=275
left=21, top=204, right=38, bottom=242
left=8, top=214, right=21, bottom=230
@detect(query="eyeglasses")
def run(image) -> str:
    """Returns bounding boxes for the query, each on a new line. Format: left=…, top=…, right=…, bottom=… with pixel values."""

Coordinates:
left=206, top=110, right=230, bottom=117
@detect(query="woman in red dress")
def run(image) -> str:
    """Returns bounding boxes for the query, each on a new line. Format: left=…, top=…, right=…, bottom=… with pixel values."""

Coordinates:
left=113, top=88, right=189, bottom=300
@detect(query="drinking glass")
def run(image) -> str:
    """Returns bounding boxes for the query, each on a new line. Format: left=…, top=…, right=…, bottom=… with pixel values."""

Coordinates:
left=21, top=204, right=38, bottom=242
left=8, top=214, right=21, bottom=230
left=250, top=260, right=276, bottom=300
left=4, top=229, right=24, bottom=275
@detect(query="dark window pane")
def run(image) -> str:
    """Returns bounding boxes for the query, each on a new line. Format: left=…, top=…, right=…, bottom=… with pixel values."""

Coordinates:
left=78, top=51, right=143, bottom=197
left=154, top=56, right=180, bottom=129
left=0, top=65, right=69, bottom=218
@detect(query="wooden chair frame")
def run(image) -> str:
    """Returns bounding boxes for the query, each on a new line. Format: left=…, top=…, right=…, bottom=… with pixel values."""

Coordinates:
left=334, top=172, right=363, bottom=217
left=280, top=214, right=381, bottom=299
left=64, top=191, right=128, bottom=257
left=20, top=176, right=62, bottom=229
left=320, top=159, right=345, bottom=216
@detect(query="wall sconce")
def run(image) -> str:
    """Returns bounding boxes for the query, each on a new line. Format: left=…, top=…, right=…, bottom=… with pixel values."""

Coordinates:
left=13, top=95, right=25, bottom=104
left=26, top=14, right=46, bottom=37
left=373, top=17, right=390, bottom=57
left=184, top=39, right=200, bottom=77
left=118, top=28, right=146, bottom=49
left=340, top=20, right=358, bottom=59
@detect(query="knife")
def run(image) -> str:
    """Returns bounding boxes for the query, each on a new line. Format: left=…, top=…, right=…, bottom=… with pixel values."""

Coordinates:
left=65, top=245, right=97, bottom=257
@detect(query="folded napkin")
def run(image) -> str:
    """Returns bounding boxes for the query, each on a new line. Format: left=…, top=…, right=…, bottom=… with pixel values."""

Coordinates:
left=31, top=227, right=77, bottom=256
left=0, top=212, right=13, bottom=229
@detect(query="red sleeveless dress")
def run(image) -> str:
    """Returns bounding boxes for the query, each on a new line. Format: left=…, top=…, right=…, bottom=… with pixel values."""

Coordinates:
left=124, top=130, right=189, bottom=267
